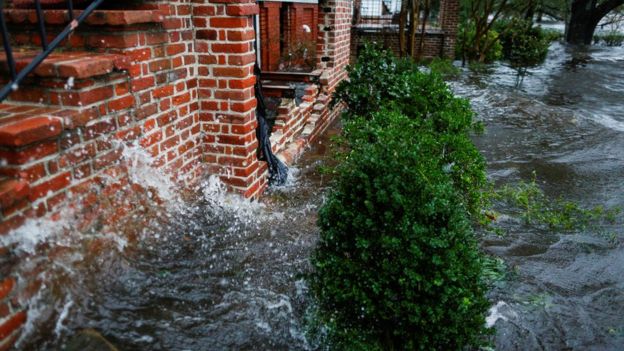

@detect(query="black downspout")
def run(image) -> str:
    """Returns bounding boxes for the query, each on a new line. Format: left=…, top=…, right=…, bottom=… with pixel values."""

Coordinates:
left=252, top=13, right=288, bottom=186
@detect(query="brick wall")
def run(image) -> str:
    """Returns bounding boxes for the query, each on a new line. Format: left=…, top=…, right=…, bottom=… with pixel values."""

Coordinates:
left=193, top=0, right=269, bottom=198
left=438, top=0, right=459, bottom=58
left=318, top=0, right=352, bottom=91
left=351, top=29, right=448, bottom=60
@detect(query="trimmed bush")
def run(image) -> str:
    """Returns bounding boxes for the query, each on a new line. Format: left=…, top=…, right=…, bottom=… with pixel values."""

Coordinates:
left=309, top=46, right=491, bottom=350
left=332, top=44, right=417, bottom=118
left=497, top=19, right=550, bottom=67
left=309, top=111, right=490, bottom=350
left=334, top=45, right=488, bottom=219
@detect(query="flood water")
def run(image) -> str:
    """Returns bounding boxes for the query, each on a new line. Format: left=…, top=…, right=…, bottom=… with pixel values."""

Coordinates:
left=453, top=42, right=624, bottom=350
left=11, top=42, right=624, bottom=350
left=13, top=124, right=341, bottom=350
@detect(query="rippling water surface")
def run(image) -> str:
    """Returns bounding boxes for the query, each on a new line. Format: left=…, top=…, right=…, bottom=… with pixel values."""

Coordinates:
left=453, top=42, right=624, bottom=350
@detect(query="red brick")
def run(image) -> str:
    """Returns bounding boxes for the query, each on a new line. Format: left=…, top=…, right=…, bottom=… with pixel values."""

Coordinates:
left=0, top=116, right=63, bottom=147
left=131, top=77, right=155, bottom=92
left=55, top=57, right=115, bottom=79
left=53, top=86, right=114, bottom=107
left=166, top=43, right=186, bottom=56
left=210, top=17, right=249, bottom=28
left=93, top=149, right=122, bottom=170
left=0, top=311, right=26, bottom=340
left=153, top=85, right=175, bottom=99
left=0, top=215, right=25, bottom=235
left=211, top=42, right=250, bottom=54
left=213, top=67, right=250, bottom=78
left=226, top=4, right=259, bottom=16
left=0, top=179, right=30, bottom=210
left=231, top=99, right=257, bottom=112
left=0, top=141, right=58, bottom=165
left=29, top=172, right=71, bottom=201
left=196, top=29, right=218, bottom=40
left=149, top=59, right=172, bottom=72
left=86, top=33, right=140, bottom=49
left=172, top=93, right=191, bottom=106
left=140, top=130, right=162, bottom=148
left=228, top=76, right=255, bottom=89
left=0, top=278, right=15, bottom=301
left=59, top=143, right=96, bottom=168
left=108, top=95, right=135, bottom=112
left=84, top=119, right=116, bottom=140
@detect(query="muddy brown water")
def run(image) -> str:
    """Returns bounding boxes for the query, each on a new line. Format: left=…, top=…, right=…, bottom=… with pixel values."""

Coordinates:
left=16, top=42, right=624, bottom=350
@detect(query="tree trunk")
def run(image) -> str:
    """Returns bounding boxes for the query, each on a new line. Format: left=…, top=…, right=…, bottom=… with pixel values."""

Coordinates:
left=566, top=0, right=624, bottom=45
left=399, top=0, right=409, bottom=57
left=566, top=12, right=600, bottom=44
left=566, top=0, right=599, bottom=44
left=408, top=0, right=420, bottom=57
left=352, top=0, right=362, bottom=25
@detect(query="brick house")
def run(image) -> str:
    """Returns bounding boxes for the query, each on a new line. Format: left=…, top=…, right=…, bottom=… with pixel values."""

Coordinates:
left=0, top=0, right=352, bottom=347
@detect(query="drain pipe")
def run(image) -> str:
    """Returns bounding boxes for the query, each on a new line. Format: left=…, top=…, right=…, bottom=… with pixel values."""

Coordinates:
left=252, top=13, right=288, bottom=186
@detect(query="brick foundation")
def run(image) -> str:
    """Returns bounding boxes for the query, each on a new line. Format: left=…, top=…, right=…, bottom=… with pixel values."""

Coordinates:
left=0, top=0, right=351, bottom=347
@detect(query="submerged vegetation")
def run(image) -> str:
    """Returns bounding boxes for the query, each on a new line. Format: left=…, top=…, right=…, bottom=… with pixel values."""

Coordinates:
left=309, top=45, right=490, bottom=350
left=491, top=173, right=621, bottom=233
left=593, top=32, right=624, bottom=46
left=457, top=18, right=554, bottom=67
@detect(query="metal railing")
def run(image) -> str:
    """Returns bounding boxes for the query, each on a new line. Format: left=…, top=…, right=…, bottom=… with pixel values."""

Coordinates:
left=0, top=0, right=106, bottom=102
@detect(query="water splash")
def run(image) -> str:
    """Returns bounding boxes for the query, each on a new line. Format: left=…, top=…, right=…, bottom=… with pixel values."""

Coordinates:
left=121, top=141, right=181, bottom=205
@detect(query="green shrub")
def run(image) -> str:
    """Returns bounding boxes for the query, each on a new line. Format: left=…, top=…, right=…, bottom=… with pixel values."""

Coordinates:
left=541, top=28, right=563, bottom=43
left=427, top=58, right=461, bottom=79
left=498, top=19, right=550, bottom=67
left=309, top=111, right=490, bottom=350
left=456, top=21, right=503, bottom=63
left=332, top=43, right=417, bottom=117
left=594, top=32, right=624, bottom=46
left=334, top=45, right=488, bottom=219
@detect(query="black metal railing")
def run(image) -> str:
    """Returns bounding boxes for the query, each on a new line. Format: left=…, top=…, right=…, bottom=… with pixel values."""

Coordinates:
left=0, top=0, right=105, bottom=102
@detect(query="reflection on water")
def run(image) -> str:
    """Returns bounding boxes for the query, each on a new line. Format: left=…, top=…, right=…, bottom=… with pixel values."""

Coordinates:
left=454, top=42, right=624, bottom=350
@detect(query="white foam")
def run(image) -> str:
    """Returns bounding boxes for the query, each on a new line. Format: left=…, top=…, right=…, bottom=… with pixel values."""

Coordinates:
left=0, top=215, right=71, bottom=255
left=486, top=301, right=517, bottom=328
left=121, top=141, right=180, bottom=204
left=54, top=298, right=74, bottom=337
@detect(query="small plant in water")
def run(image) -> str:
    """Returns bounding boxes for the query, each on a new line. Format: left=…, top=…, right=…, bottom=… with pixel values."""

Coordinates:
left=491, top=172, right=621, bottom=233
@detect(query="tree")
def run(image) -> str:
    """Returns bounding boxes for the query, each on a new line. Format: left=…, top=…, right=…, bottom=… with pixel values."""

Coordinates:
left=459, top=0, right=511, bottom=63
left=397, top=0, right=436, bottom=58
left=566, top=0, right=624, bottom=44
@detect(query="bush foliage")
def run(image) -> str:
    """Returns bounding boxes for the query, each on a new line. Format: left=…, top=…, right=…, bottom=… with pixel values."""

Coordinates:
left=456, top=22, right=503, bottom=63
left=309, top=44, right=490, bottom=350
left=594, top=32, right=624, bottom=46
left=334, top=45, right=488, bottom=218
left=497, top=19, right=550, bottom=67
